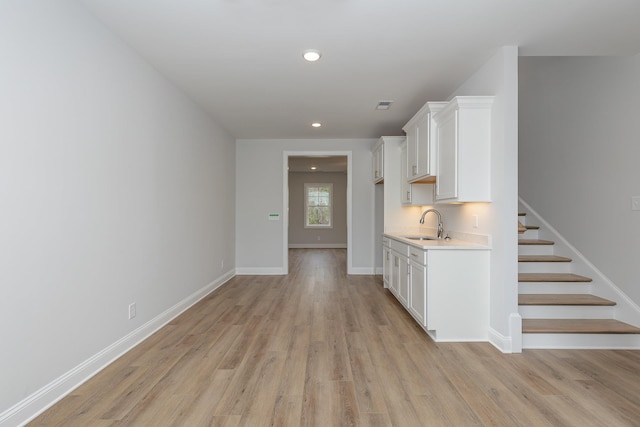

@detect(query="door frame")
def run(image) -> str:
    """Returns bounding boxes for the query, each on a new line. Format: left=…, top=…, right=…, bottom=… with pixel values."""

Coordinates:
left=283, top=150, right=353, bottom=274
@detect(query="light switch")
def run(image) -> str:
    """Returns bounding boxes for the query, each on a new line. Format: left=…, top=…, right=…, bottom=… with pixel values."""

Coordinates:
left=632, top=196, right=640, bottom=211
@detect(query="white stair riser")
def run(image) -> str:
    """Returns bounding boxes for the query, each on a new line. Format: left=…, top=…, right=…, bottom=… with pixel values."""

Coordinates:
left=518, top=245, right=554, bottom=256
left=523, top=333, right=640, bottom=349
left=519, top=283, right=593, bottom=294
left=519, top=230, right=539, bottom=239
left=518, top=262, right=571, bottom=273
left=519, top=305, right=615, bottom=319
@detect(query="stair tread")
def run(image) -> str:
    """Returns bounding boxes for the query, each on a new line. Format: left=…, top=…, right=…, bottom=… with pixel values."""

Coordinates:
left=519, top=255, right=572, bottom=262
left=519, top=294, right=616, bottom=306
left=518, top=239, right=555, bottom=245
left=523, top=319, right=640, bottom=334
left=519, top=273, right=592, bottom=282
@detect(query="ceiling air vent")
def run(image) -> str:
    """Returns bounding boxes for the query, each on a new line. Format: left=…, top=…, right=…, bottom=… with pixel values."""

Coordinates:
left=375, top=100, right=393, bottom=110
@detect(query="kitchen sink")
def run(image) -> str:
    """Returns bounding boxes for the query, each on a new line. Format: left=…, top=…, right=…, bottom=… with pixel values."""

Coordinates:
left=404, top=236, right=438, bottom=241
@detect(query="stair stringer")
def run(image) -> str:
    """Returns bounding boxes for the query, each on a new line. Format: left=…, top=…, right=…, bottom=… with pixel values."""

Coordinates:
left=519, top=197, right=640, bottom=332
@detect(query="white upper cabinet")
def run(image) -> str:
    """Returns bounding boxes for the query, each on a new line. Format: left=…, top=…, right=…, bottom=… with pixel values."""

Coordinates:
left=401, top=140, right=434, bottom=206
left=434, top=96, right=494, bottom=203
left=403, top=102, right=447, bottom=183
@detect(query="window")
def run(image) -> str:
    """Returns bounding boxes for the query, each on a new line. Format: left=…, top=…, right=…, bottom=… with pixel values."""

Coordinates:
left=304, top=183, right=333, bottom=228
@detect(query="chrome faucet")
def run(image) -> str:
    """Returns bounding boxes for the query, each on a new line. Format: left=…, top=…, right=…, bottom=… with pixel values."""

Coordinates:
left=419, top=209, right=445, bottom=239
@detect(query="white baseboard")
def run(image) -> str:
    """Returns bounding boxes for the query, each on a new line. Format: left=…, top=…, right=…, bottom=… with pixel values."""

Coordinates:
left=375, top=267, right=383, bottom=275
left=348, top=267, right=376, bottom=275
left=0, top=270, right=236, bottom=427
left=288, top=243, right=347, bottom=249
left=488, top=327, right=514, bottom=353
left=235, top=267, right=286, bottom=275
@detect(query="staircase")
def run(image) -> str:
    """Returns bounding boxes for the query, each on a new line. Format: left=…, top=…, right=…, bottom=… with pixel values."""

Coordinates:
left=518, top=210, right=640, bottom=349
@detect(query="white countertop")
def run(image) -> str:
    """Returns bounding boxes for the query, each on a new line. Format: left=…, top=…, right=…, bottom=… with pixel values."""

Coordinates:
left=384, top=232, right=490, bottom=250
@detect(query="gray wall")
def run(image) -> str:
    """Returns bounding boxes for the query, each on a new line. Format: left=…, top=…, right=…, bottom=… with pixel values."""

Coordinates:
left=236, top=139, right=377, bottom=274
left=288, top=172, right=347, bottom=247
left=0, top=0, right=236, bottom=416
left=519, top=55, right=640, bottom=304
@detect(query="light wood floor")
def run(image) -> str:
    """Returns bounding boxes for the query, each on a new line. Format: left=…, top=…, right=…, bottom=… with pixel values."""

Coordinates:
left=30, top=249, right=640, bottom=426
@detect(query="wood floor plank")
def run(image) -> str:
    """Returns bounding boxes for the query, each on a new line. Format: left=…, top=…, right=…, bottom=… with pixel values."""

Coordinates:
left=237, top=350, right=287, bottom=427
left=270, top=394, right=303, bottom=427
left=214, top=322, right=275, bottom=416
left=367, top=349, right=424, bottom=426
left=169, top=368, right=236, bottom=426
left=29, top=249, right=640, bottom=427
left=346, top=348, right=388, bottom=413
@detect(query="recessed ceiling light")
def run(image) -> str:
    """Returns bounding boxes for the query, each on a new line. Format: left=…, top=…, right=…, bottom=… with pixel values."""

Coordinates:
left=310, top=166, right=317, bottom=170
left=311, top=122, right=322, bottom=128
left=303, top=49, right=322, bottom=62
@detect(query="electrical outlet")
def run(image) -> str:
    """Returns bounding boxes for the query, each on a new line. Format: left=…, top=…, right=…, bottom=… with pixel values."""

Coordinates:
left=472, top=214, right=479, bottom=228
left=221, top=260, right=224, bottom=269
left=317, top=236, right=321, bottom=241
left=128, top=303, right=136, bottom=320
left=632, top=196, right=640, bottom=211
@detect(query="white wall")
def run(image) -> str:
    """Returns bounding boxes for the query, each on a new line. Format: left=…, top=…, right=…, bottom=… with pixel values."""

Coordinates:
left=416, top=47, right=520, bottom=351
left=236, top=139, right=377, bottom=274
left=288, top=172, right=347, bottom=247
left=519, top=56, right=640, bottom=304
left=0, top=1, right=235, bottom=422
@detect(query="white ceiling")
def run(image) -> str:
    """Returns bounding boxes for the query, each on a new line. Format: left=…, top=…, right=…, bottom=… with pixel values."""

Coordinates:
left=80, top=0, right=640, bottom=139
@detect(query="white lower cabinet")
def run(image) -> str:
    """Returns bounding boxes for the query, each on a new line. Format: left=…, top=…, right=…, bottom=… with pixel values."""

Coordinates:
left=383, top=235, right=490, bottom=342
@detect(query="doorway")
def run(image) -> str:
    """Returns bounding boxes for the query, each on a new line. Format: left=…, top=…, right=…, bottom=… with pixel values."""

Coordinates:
left=283, top=151, right=353, bottom=274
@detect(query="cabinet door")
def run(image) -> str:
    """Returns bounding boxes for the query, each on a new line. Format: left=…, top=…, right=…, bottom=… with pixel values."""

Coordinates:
left=400, top=144, right=411, bottom=204
left=406, top=124, right=418, bottom=180
left=382, top=247, right=392, bottom=288
left=409, top=261, right=427, bottom=327
left=398, top=258, right=409, bottom=306
left=372, top=144, right=384, bottom=183
left=436, top=109, right=458, bottom=201
left=415, top=114, right=431, bottom=177
left=390, top=253, right=400, bottom=296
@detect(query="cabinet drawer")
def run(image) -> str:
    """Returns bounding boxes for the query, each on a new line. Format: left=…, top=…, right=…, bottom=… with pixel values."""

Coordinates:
left=382, top=237, right=390, bottom=248
left=408, top=247, right=427, bottom=265
left=389, top=239, right=409, bottom=256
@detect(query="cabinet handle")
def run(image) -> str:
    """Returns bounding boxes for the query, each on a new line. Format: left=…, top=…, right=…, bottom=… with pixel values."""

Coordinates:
left=406, top=191, right=411, bottom=200
left=411, top=252, right=419, bottom=258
